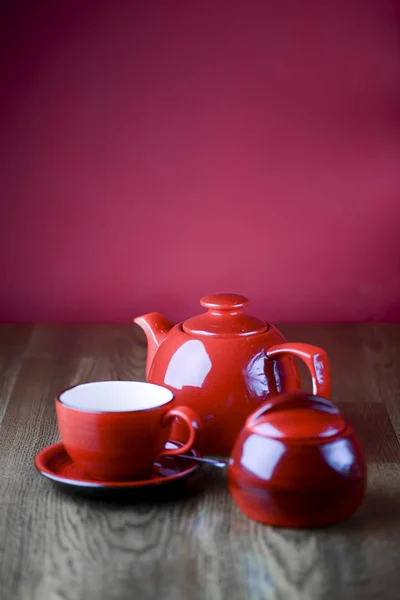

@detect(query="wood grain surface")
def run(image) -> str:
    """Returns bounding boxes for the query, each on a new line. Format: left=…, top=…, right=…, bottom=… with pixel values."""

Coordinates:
left=1, top=324, right=400, bottom=600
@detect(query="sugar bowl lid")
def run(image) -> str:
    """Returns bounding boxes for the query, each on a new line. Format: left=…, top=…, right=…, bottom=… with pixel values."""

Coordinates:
left=183, top=293, right=268, bottom=337
left=246, top=393, right=347, bottom=441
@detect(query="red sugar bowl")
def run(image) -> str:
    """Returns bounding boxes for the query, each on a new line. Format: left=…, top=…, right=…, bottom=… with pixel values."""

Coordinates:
left=228, top=393, right=366, bottom=528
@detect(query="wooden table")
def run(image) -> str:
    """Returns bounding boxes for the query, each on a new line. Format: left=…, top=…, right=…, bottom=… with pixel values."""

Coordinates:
left=1, top=324, right=400, bottom=600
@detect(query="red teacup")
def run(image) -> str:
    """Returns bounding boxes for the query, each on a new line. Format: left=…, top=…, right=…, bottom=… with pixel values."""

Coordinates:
left=56, top=381, right=199, bottom=481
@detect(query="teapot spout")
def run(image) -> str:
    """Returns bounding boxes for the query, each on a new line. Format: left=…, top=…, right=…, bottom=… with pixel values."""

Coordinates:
left=134, top=312, right=173, bottom=378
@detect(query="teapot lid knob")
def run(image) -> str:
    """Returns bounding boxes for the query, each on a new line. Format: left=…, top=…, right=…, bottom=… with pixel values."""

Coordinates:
left=200, top=293, right=249, bottom=311
left=183, top=293, right=267, bottom=337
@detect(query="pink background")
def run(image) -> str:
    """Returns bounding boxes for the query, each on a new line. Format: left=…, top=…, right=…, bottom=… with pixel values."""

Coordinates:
left=1, top=0, right=400, bottom=323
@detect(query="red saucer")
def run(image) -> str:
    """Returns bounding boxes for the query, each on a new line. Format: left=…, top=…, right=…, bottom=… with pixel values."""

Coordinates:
left=35, top=442, right=201, bottom=500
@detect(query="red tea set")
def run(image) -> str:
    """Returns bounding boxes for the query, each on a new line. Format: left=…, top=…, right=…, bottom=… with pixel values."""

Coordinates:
left=36, top=293, right=366, bottom=528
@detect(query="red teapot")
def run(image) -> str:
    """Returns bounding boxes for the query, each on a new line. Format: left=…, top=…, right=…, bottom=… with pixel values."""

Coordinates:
left=134, top=293, right=331, bottom=456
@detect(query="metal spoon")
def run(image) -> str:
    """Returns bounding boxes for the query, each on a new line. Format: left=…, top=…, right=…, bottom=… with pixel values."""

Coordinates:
left=178, top=454, right=228, bottom=468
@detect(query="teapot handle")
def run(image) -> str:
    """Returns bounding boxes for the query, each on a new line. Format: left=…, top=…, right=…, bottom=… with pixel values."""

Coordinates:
left=265, top=342, right=331, bottom=398
left=246, top=393, right=337, bottom=428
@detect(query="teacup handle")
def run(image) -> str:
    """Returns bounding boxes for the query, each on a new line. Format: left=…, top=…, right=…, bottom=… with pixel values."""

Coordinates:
left=246, top=393, right=338, bottom=429
left=266, top=342, right=331, bottom=398
left=158, top=406, right=199, bottom=457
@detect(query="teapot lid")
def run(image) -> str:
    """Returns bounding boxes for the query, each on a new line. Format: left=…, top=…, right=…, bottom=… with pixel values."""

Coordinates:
left=183, top=293, right=268, bottom=337
left=248, top=394, right=347, bottom=441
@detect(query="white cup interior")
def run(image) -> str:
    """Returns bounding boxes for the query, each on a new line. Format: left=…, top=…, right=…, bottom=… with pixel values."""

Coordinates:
left=59, top=381, right=174, bottom=412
